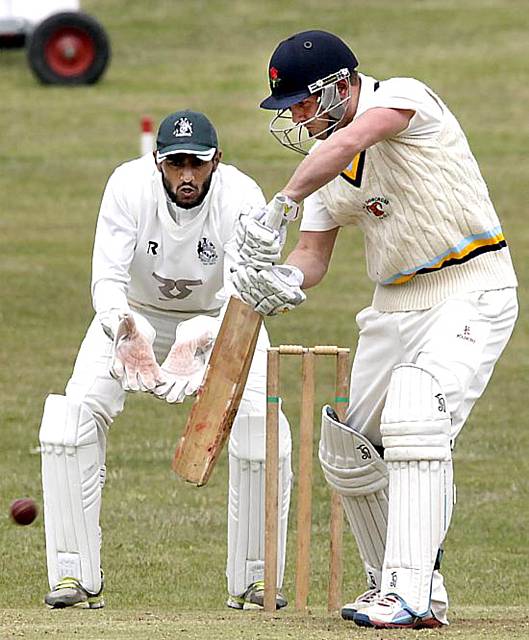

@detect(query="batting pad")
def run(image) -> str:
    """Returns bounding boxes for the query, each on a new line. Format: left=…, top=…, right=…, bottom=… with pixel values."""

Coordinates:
left=227, top=411, right=292, bottom=596
left=319, top=405, right=388, bottom=589
left=39, top=394, right=103, bottom=594
left=380, top=364, right=453, bottom=615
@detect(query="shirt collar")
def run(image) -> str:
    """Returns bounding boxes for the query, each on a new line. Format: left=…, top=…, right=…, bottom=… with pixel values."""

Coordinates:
left=354, top=73, right=379, bottom=120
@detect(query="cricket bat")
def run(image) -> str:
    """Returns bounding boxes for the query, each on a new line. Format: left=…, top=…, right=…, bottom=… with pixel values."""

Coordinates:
left=172, top=196, right=290, bottom=486
left=172, top=297, right=262, bottom=485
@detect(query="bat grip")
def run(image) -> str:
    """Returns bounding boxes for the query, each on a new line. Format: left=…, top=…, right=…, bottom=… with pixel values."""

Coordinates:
left=265, top=194, right=288, bottom=231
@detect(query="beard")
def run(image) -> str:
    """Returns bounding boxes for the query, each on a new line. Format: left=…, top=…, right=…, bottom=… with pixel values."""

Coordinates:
left=162, top=171, right=214, bottom=209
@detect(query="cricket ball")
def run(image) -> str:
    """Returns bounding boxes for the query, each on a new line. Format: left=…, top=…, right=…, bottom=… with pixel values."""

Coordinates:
left=10, top=498, right=38, bottom=525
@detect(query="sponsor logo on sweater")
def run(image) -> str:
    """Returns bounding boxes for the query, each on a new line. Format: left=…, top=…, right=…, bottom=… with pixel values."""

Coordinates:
left=152, top=273, right=202, bottom=300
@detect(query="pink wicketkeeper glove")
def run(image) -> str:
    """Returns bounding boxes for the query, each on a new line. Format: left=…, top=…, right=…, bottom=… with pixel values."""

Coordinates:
left=110, top=314, right=162, bottom=392
left=154, top=315, right=218, bottom=403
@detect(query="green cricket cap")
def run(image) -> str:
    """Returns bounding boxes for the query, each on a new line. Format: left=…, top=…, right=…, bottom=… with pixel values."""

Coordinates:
left=156, top=110, right=218, bottom=161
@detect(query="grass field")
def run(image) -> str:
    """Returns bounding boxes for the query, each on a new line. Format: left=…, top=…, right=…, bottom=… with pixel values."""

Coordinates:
left=1, top=1, right=528, bottom=638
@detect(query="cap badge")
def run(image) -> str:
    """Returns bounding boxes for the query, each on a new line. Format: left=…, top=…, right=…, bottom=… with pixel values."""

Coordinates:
left=173, top=117, right=193, bottom=138
left=269, top=66, right=281, bottom=88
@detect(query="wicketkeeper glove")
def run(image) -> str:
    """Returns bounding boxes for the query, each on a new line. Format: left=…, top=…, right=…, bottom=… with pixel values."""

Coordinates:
left=235, top=193, right=299, bottom=269
left=153, top=315, right=218, bottom=403
left=232, top=264, right=306, bottom=316
left=110, top=314, right=162, bottom=392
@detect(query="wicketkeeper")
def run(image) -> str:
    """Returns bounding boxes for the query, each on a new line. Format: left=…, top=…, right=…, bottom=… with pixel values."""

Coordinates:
left=38, top=110, right=292, bottom=610
left=232, top=30, right=518, bottom=628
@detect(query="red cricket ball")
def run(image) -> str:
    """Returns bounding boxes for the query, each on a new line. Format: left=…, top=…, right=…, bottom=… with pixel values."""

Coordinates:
left=10, top=498, right=38, bottom=525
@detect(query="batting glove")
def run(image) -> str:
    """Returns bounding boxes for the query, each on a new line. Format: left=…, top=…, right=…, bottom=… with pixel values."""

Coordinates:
left=110, top=314, right=162, bottom=392
left=232, top=264, right=306, bottom=316
left=235, top=193, right=299, bottom=269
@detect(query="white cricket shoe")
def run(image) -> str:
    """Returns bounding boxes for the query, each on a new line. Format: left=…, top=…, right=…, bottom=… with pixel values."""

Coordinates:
left=353, top=593, right=443, bottom=629
left=340, top=588, right=380, bottom=620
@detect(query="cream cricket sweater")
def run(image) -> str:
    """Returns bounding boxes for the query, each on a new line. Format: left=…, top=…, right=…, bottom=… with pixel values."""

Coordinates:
left=300, top=75, right=517, bottom=311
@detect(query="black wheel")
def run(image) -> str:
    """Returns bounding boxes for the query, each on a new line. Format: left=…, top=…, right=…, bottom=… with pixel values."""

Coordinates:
left=27, top=12, right=110, bottom=85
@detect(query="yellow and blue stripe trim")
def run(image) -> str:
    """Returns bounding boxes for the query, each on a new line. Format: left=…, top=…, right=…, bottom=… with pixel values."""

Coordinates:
left=382, top=227, right=507, bottom=286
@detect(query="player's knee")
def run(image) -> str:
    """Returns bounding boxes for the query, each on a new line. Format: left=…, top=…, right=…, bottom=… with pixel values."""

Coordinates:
left=229, top=409, right=291, bottom=461
left=319, top=405, right=388, bottom=496
left=39, top=394, right=99, bottom=448
left=66, top=380, right=123, bottom=428
left=381, top=363, right=452, bottom=462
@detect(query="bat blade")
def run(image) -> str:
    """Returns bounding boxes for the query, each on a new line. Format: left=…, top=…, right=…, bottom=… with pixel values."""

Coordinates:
left=172, top=296, right=262, bottom=486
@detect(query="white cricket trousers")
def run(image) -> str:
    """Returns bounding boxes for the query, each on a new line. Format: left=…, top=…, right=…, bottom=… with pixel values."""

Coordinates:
left=346, top=288, right=518, bottom=445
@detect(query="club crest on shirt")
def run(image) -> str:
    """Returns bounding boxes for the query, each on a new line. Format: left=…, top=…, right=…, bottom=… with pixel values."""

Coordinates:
left=363, top=196, right=390, bottom=219
left=173, top=117, right=193, bottom=137
left=197, top=236, right=218, bottom=265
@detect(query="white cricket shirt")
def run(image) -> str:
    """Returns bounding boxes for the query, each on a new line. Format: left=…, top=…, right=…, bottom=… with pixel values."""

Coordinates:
left=91, top=154, right=265, bottom=318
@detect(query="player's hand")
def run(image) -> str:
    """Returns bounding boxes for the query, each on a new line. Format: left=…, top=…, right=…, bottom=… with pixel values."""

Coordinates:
left=232, top=264, right=306, bottom=316
left=110, top=314, right=162, bottom=392
left=235, top=193, right=299, bottom=269
left=153, top=315, right=218, bottom=403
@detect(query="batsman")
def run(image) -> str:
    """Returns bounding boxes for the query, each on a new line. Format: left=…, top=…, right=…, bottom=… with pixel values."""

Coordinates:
left=38, top=110, right=293, bottom=610
left=233, top=31, right=518, bottom=628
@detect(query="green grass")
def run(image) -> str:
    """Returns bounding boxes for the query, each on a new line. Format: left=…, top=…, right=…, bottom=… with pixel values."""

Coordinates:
left=1, top=1, right=529, bottom=638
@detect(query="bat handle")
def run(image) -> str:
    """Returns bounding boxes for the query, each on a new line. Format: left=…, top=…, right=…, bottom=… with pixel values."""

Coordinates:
left=265, top=193, right=289, bottom=231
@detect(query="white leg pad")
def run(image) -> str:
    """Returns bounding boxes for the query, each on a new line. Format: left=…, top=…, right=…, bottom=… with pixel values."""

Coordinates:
left=227, top=409, right=292, bottom=596
left=380, top=364, right=453, bottom=615
left=39, top=394, right=103, bottom=594
left=319, top=405, right=388, bottom=589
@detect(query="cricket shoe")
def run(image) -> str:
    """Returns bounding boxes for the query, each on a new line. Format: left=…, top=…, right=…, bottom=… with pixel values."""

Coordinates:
left=340, top=588, right=380, bottom=620
left=45, top=576, right=104, bottom=609
left=226, top=580, right=287, bottom=611
left=352, top=593, right=443, bottom=629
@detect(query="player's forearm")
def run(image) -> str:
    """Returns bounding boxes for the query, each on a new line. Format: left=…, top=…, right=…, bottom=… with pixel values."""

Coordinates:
left=283, top=108, right=414, bottom=203
left=92, top=279, right=130, bottom=338
left=285, top=248, right=329, bottom=289
left=282, top=128, right=361, bottom=203
left=92, top=279, right=129, bottom=314
left=284, top=228, right=338, bottom=289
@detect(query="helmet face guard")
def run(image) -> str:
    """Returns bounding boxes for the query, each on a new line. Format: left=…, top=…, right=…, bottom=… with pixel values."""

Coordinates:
left=269, top=68, right=352, bottom=155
